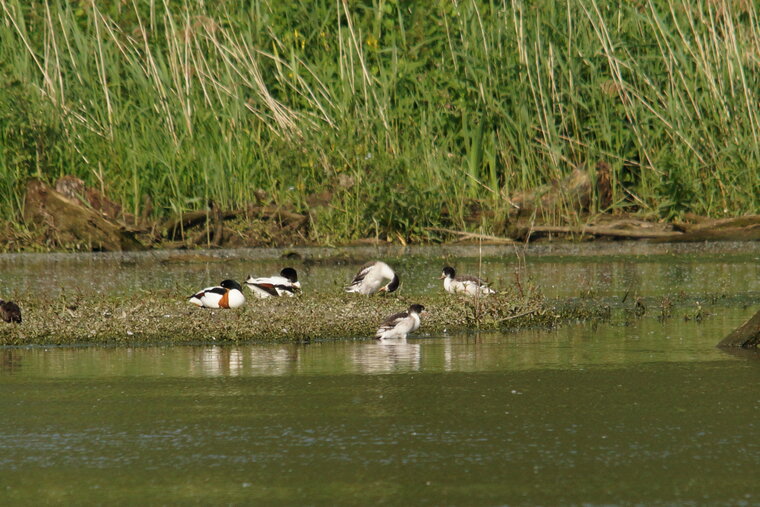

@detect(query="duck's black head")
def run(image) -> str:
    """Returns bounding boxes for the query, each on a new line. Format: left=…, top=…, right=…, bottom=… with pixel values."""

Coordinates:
left=441, top=266, right=456, bottom=279
left=385, top=274, right=400, bottom=293
left=280, top=267, right=298, bottom=283
left=408, top=304, right=425, bottom=315
left=220, top=279, right=242, bottom=291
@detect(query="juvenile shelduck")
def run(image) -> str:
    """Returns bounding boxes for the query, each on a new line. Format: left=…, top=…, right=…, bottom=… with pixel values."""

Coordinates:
left=245, top=267, right=301, bottom=298
left=440, top=266, right=495, bottom=296
left=0, top=300, right=21, bottom=323
left=188, top=279, right=245, bottom=309
left=345, top=261, right=399, bottom=295
left=375, top=304, right=426, bottom=340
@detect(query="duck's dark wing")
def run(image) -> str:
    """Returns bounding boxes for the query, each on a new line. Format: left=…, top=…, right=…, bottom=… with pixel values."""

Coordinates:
left=347, top=262, right=375, bottom=288
left=377, top=310, right=409, bottom=331
left=276, top=284, right=299, bottom=295
left=190, top=286, right=225, bottom=299
left=250, top=283, right=280, bottom=297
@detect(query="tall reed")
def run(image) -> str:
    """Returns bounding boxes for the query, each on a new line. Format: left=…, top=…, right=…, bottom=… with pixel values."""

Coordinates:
left=0, top=0, right=758, bottom=244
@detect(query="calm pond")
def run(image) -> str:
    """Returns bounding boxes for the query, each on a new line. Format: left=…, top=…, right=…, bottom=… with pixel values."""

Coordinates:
left=1, top=243, right=759, bottom=505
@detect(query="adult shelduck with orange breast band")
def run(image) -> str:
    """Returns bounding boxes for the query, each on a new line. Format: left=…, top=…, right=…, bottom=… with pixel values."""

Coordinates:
left=189, top=279, right=245, bottom=309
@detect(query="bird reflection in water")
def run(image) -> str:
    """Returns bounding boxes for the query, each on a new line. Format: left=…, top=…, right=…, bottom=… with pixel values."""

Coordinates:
left=194, top=346, right=300, bottom=377
left=352, top=338, right=421, bottom=374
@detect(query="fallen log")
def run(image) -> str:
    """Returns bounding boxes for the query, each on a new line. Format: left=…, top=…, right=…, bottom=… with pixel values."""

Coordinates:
left=525, top=216, right=760, bottom=242
left=425, top=227, right=517, bottom=244
left=658, top=216, right=760, bottom=242
left=23, top=179, right=145, bottom=251
left=652, top=225, right=760, bottom=243
left=717, top=308, right=760, bottom=348
left=162, top=204, right=309, bottom=242
left=248, top=205, right=309, bottom=229
left=162, top=208, right=239, bottom=241
left=526, top=224, right=680, bottom=240
left=674, top=214, right=760, bottom=233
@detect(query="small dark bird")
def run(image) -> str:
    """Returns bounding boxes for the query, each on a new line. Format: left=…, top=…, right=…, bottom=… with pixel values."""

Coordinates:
left=0, top=300, right=22, bottom=323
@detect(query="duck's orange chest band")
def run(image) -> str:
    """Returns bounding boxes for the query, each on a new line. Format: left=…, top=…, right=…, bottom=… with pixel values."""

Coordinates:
left=219, top=290, right=230, bottom=308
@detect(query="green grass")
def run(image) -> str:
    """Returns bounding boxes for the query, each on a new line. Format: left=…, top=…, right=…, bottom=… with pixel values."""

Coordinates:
left=1, top=0, right=759, bottom=246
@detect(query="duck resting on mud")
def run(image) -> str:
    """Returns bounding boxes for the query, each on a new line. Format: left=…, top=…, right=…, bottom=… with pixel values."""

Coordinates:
left=345, top=261, right=400, bottom=295
left=189, top=280, right=245, bottom=309
left=245, top=267, right=301, bottom=298
left=440, top=266, right=495, bottom=296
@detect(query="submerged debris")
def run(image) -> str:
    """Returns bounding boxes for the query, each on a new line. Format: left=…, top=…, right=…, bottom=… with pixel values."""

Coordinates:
left=718, top=308, right=760, bottom=349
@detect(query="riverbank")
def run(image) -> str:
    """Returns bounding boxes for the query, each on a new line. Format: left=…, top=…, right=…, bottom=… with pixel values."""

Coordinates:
left=3, top=177, right=760, bottom=253
left=2, top=1, right=759, bottom=249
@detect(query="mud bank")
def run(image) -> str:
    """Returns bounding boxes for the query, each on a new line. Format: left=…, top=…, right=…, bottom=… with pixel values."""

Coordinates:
left=0, top=291, right=597, bottom=347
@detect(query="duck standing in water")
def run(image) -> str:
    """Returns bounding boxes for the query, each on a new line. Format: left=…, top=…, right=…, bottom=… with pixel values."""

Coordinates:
left=375, top=304, right=426, bottom=340
left=0, top=300, right=21, bottom=323
left=345, top=261, right=400, bottom=295
left=189, top=279, right=246, bottom=309
left=245, top=267, right=301, bottom=298
left=440, top=266, right=495, bottom=296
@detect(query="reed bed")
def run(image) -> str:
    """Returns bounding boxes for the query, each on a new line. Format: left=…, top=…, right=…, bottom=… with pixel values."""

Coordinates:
left=1, top=0, right=758, bottom=245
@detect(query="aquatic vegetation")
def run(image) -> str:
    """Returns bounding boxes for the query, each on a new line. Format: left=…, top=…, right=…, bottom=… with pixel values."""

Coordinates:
left=1, top=1, right=759, bottom=249
left=0, top=265, right=757, bottom=346
left=0, top=289, right=567, bottom=346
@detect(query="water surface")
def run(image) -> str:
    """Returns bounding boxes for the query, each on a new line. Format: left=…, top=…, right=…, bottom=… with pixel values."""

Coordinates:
left=2, top=311, right=760, bottom=505
left=1, top=242, right=759, bottom=300
left=1, top=244, right=759, bottom=504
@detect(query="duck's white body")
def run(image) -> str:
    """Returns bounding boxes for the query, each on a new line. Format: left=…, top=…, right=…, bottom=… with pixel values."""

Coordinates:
left=245, top=276, right=301, bottom=298
left=441, top=267, right=495, bottom=296
left=245, top=268, right=301, bottom=298
left=443, top=276, right=495, bottom=296
left=346, top=261, right=399, bottom=295
left=375, top=304, right=425, bottom=340
left=189, top=280, right=246, bottom=309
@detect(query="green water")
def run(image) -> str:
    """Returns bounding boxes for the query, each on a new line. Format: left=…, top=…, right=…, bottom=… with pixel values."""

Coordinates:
left=2, top=242, right=759, bottom=300
left=1, top=244, right=760, bottom=504
left=2, top=314, right=760, bottom=505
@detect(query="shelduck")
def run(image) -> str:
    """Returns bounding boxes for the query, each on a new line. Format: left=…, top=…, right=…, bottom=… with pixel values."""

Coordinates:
left=345, top=261, right=399, bottom=295
left=188, top=279, right=246, bottom=309
left=375, top=304, right=426, bottom=340
left=440, top=266, right=495, bottom=296
left=245, top=267, right=301, bottom=298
